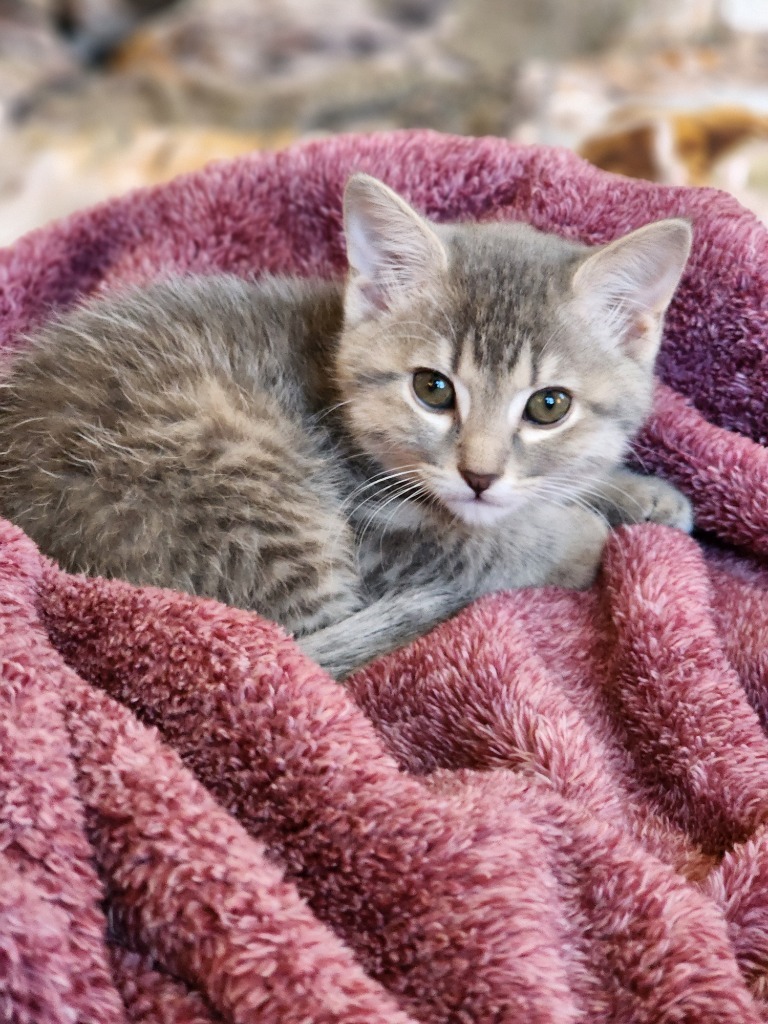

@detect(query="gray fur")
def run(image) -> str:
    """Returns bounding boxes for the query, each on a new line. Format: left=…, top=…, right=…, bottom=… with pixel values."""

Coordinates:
left=0, top=175, right=693, bottom=677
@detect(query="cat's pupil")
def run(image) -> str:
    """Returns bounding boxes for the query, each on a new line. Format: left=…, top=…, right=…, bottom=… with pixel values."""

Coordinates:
left=412, top=369, right=456, bottom=411
left=524, top=388, right=572, bottom=425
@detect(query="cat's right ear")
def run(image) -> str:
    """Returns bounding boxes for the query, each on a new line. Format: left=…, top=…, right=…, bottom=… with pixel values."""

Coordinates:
left=343, top=174, right=448, bottom=326
left=572, top=218, right=692, bottom=365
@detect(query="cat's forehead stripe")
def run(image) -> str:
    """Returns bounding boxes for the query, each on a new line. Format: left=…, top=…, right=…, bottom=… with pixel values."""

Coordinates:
left=469, top=315, right=525, bottom=371
left=512, top=341, right=534, bottom=393
left=449, top=326, right=468, bottom=375
left=443, top=223, right=585, bottom=374
left=453, top=327, right=534, bottom=398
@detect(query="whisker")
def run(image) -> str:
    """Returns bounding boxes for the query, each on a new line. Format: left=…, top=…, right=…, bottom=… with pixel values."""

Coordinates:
left=627, top=445, right=654, bottom=475
left=376, top=485, right=432, bottom=566
left=311, top=399, right=354, bottom=425
left=354, top=480, right=423, bottom=549
left=528, top=481, right=612, bottom=529
left=315, top=466, right=424, bottom=569
left=338, top=465, right=424, bottom=519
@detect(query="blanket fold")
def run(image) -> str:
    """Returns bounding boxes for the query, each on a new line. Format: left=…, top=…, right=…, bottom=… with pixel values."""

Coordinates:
left=1, top=129, right=767, bottom=1022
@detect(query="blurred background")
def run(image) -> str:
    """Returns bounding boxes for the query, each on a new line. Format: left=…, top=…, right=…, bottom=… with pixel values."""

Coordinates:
left=1, top=0, right=768, bottom=246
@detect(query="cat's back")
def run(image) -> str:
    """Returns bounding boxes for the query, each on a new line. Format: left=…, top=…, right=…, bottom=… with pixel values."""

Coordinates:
left=0, top=273, right=356, bottom=622
left=0, top=274, right=345, bottom=462
left=2, top=274, right=341, bottom=419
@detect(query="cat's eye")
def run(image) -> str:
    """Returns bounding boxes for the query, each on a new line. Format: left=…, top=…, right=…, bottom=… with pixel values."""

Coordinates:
left=412, top=369, right=456, bottom=412
left=524, top=388, right=572, bottom=426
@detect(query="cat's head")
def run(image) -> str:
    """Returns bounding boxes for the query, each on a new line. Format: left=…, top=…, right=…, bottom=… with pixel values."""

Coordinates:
left=336, top=173, right=691, bottom=527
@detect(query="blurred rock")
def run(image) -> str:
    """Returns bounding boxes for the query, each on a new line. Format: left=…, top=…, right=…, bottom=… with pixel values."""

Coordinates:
left=0, top=1, right=77, bottom=118
left=108, top=0, right=437, bottom=85
left=50, top=0, right=181, bottom=62
left=580, top=104, right=768, bottom=186
left=375, top=0, right=449, bottom=27
left=0, top=120, right=288, bottom=245
left=442, top=0, right=642, bottom=78
left=1, top=0, right=768, bottom=242
left=9, top=0, right=530, bottom=140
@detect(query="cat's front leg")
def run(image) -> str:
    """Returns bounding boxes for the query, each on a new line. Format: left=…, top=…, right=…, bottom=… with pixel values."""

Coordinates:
left=593, top=467, right=694, bottom=532
left=537, top=505, right=610, bottom=589
left=477, top=503, right=610, bottom=593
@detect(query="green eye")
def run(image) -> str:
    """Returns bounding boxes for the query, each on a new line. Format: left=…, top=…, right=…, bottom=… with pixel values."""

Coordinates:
left=412, top=369, right=456, bottom=412
left=524, top=388, right=572, bottom=426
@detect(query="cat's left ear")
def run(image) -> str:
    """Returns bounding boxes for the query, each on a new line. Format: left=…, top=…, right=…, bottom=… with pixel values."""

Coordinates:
left=343, top=174, right=448, bottom=326
left=572, top=219, right=692, bottom=364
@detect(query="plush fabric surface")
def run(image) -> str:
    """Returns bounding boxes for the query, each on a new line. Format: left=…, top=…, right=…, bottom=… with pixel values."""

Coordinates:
left=0, top=129, right=767, bottom=1023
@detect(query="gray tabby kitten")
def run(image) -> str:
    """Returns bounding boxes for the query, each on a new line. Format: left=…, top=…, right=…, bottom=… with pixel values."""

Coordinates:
left=0, top=174, right=693, bottom=677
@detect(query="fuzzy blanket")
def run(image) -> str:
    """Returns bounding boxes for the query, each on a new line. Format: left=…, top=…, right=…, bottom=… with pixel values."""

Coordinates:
left=1, top=129, right=768, bottom=1024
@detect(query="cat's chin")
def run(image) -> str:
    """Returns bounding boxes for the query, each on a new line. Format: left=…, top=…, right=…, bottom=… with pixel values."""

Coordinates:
left=443, top=497, right=517, bottom=528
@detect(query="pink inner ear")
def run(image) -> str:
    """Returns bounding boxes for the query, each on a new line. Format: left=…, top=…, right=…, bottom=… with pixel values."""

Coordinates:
left=623, top=309, right=658, bottom=359
left=359, top=279, right=389, bottom=313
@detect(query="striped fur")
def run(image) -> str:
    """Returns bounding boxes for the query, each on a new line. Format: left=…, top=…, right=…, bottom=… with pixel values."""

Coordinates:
left=0, top=176, right=693, bottom=677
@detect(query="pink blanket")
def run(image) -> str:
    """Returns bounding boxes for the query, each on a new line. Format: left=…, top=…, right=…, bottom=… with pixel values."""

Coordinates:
left=1, top=130, right=767, bottom=1023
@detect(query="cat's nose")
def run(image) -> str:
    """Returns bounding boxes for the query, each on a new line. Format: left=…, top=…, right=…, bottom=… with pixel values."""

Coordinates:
left=460, top=469, right=499, bottom=496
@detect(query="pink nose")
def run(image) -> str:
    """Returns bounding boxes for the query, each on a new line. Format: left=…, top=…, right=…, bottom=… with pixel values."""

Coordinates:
left=460, top=470, right=499, bottom=496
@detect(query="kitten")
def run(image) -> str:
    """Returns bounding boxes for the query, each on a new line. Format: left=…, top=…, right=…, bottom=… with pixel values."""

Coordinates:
left=0, top=174, right=693, bottom=678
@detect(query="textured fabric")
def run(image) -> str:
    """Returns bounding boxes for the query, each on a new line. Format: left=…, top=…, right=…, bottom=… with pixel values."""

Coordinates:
left=0, top=129, right=767, bottom=1022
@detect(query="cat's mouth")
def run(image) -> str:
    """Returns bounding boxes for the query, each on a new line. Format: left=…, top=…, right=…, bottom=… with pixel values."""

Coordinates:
left=442, top=493, right=518, bottom=527
left=418, top=467, right=523, bottom=527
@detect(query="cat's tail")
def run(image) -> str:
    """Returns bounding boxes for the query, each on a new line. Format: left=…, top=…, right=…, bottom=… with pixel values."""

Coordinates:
left=296, top=586, right=464, bottom=680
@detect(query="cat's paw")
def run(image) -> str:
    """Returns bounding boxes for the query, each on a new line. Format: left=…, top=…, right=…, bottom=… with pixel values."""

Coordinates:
left=641, top=478, right=694, bottom=531
left=606, top=472, right=694, bottom=532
